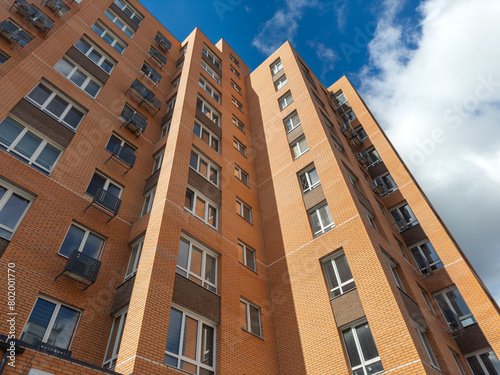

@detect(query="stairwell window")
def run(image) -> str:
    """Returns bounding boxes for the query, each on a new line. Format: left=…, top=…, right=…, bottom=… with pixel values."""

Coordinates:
left=299, top=166, right=320, bottom=193
left=232, top=96, right=243, bottom=112
left=21, top=297, right=80, bottom=350
left=193, top=122, right=219, bottom=153
left=433, top=286, right=476, bottom=327
left=58, top=223, right=105, bottom=259
left=141, top=188, right=155, bottom=217
left=279, top=91, right=294, bottom=110
left=230, top=54, right=239, bottom=65
left=240, top=299, right=261, bottom=337
left=176, top=236, right=218, bottom=292
left=230, top=65, right=240, bottom=79
left=91, top=21, right=127, bottom=54
left=284, top=111, right=301, bottom=133
left=291, top=136, right=309, bottom=159
left=103, top=308, right=127, bottom=369
left=234, top=164, right=249, bottom=186
left=233, top=137, right=247, bottom=156
left=342, top=321, right=384, bottom=375
left=410, top=240, right=443, bottom=274
left=386, top=257, right=405, bottom=291
left=185, top=187, right=218, bottom=229
left=0, top=179, right=33, bottom=240
left=270, top=58, right=283, bottom=75
left=236, top=199, right=252, bottom=223
left=231, top=79, right=242, bottom=95
left=125, top=237, right=143, bottom=279
left=416, top=328, right=440, bottom=370
left=152, top=151, right=164, bottom=174
left=275, top=74, right=288, bottom=91
left=233, top=115, right=245, bottom=132
left=238, top=241, right=256, bottom=271
left=309, top=202, right=334, bottom=236
left=322, top=251, right=356, bottom=298
left=54, top=57, right=102, bottom=98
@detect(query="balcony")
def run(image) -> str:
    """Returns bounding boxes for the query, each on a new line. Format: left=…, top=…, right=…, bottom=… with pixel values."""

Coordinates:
left=149, top=47, right=167, bottom=68
left=155, top=32, right=172, bottom=52
left=55, top=250, right=102, bottom=291
left=349, top=130, right=362, bottom=147
left=372, top=177, right=387, bottom=196
left=0, top=20, right=28, bottom=49
left=141, top=63, right=162, bottom=86
left=444, top=309, right=465, bottom=338
left=412, top=251, right=435, bottom=278
left=84, top=187, right=122, bottom=222
left=340, top=122, right=352, bottom=138
left=42, top=0, right=66, bottom=14
left=127, top=79, right=162, bottom=115
left=357, top=149, right=371, bottom=166
left=106, top=144, right=136, bottom=174
left=122, top=110, right=147, bottom=136
left=11, top=0, right=54, bottom=35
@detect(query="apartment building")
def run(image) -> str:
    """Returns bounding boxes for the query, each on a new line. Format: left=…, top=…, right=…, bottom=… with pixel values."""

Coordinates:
left=0, top=0, right=498, bottom=374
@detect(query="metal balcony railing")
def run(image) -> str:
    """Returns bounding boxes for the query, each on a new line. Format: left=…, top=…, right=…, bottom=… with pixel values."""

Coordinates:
left=42, top=0, right=66, bottom=13
left=11, top=0, right=54, bottom=35
left=372, top=177, right=387, bottom=196
left=357, top=149, right=372, bottom=166
left=0, top=20, right=27, bottom=49
left=443, top=309, right=465, bottom=337
left=155, top=32, right=172, bottom=52
left=84, top=187, right=122, bottom=222
left=106, top=144, right=136, bottom=173
left=121, top=110, right=147, bottom=136
left=149, top=47, right=167, bottom=68
left=141, top=63, right=162, bottom=86
left=127, top=79, right=162, bottom=115
left=55, top=250, right=102, bottom=291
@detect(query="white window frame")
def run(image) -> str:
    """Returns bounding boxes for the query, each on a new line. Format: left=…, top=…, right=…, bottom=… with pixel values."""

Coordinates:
left=386, top=257, right=405, bottom=291
left=0, top=179, right=33, bottom=240
left=0, top=116, right=63, bottom=175
left=236, top=198, right=252, bottom=223
left=433, top=286, right=476, bottom=327
left=233, top=137, right=247, bottom=156
left=86, top=171, right=123, bottom=198
left=232, top=96, right=243, bottom=112
left=241, top=298, right=262, bottom=337
left=390, top=202, right=419, bottom=228
left=103, top=307, right=127, bottom=369
left=199, top=76, right=220, bottom=103
left=152, top=150, right=164, bottom=174
left=120, top=104, right=147, bottom=123
left=104, top=9, right=135, bottom=37
left=58, top=222, right=106, bottom=259
left=202, top=45, right=221, bottom=69
left=193, top=122, right=220, bottom=153
left=346, top=169, right=361, bottom=191
left=54, top=57, right=103, bottom=98
left=299, top=166, right=320, bottom=193
left=74, top=38, right=115, bottom=74
left=270, top=58, right=283, bottom=75
left=176, top=236, right=218, bottom=292
left=342, top=321, right=384, bottom=375
left=201, top=61, right=221, bottom=84
left=322, top=251, right=356, bottom=298
left=164, top=305, right=217, bottom=374
left=166, top=96, right=176, bottom=112
left=230, top=65, right=240, bottom=79
left=185, top=187, right=219, bottom=230
left=161, top=120, right=171, bottom=138
left=141, top=188, right=155, bottom=217
left=1, top=20, right=33, bottom=47
left=238, top=241, right=256, bottom=271
left=105, top=133, right=135, bottom=155
left=113, top=0, right=143, bottom=24
left=335, top=91, right=348, bottom=105
left=232, top=115, right=245, bottom=132
left=171, top=74, right=180, bottom=88
left=279, top=91, right=294, bottom=110
left=416, top=328, right=440, bottom=370
left=125, top=237, right=143, bottom=279
left=309, top=202, right=334, bottom=236
left=354, top=125, right=368, bottom=141
left=91, top=21, right=127, bottom=54
left=284, top=111, right=301, bottom=133
left=21, top=296, right=81, bottom=350
left=379, top=172, right=398, bottom=194
left=234, top=164, right=249, bottom=186
left=231, top=79, right=242, bottom=94
left=410, top=240, right=443, bottom=274
left=466, top=349, right=500, bottom=375
left=26, top=82, right=87, bottom=131
left=275, top=74, right=288, bottom=91
left=190, top=150, right=219, bottom=187
left=196, top=97, right=220, bottom=126
left=291, top=136, right=309, bottom=159
left=366, top=147, right=381, bottom=167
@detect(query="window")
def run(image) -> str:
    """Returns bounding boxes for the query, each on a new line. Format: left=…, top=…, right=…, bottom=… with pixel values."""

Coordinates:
left=322, top=251, right=355, bottom=298
left=232, top=96, right=243, bottom=112
left=180, top=44, right=188, bottom=56
left=230, top=54, right=239, bottom=66
left=450, top=349, right=467, bottom=375
left=105, top=134, right=135, bottom=158
left=185, top=187, right=218, bottom=229
left=176, top=58, right=184, bottom=71
left=141, top=188, right=155, bottom=217
left=232, top=115, right=244, bottom=132
left=152, top=151, right=164, bottom=174
left=420, top=288, right=436, bottom=315
left=125, top=237, right=143, bottom=279
left=74, top=38, right=115, bottom=74
left=0, top=116, right=62, bottom=175
left=434, top=286, right=476, bottom=327
left=275, top=74, right=288, bottom=91
left=335, top=91, right=348, bottom=105
left=387, top=257, right=405, bottom=291
left=171, top=74, right=180, bottom=89
left=54, top=57, right=102, bottom=98
left=199, top=76, right=221, bottom=103
left=364, top=209, right=377, bottom=231
left=234, top=165, right=249, bottom=186
left=279, top=91, right=294, bottom=110
left=377, top=173, right=398, bottom=194
left=230, top=65, right=240, bottom=79
left=91, top=21, right=127, bottom=54
left=309, top=202, right=334, bottom=236
left=410, top=240, right=443, bottom=273
left=233, top=137, right=247, bottom=156
left=176, top=236, right=217, bottom=292
left=120, top=104, right=146, bottom=124
left=193, top=122, right=219, bottom=153
left=342, top=322, right=383, bottom=375
left=26, top=82, right=86, bottom=131
left=104, top=9, right=135, bottom=37
left=231, top=79, right=242, bottom=94
left=346, top=169, right=361, bottom=191
left=190, top=150, right=219, bottom=186
left=161, top=120, right=171, bottom=138
left=0, top=180, right=33, bottom=240
left=0, top=51, right=9, bottom=65
left=86, top=171, right=122, bottom=198
left=166, top=96, right=176, bottom=113
left=313, top=92, right=325, bottom=108
left=416, top=329, right=440, bottom=370
left=395, top=238, right=408, bottom=260
left=201, top=61, right=221, bottom=84
left=291, top=136, right=309, bottom=159
left=283, top=111, right=301, bottom=133
left=164, top=306, right=216, bottom=374
left=21, top=297, right=80, bottom=350
left=299, top=166, right=320, bottom=193
left=236, top=199, right=252, bottom=222
left=0, top=20, right=33, bottom=47
left=270, top=58, right=283, bottom=75
left=390, top=203, right=418, bottom=230
left=366, top=147, right=381, bottom=167
left=202, top=45, right=221, bottom=69
left=196, top=97, right=220, bottom=126
left=58, top=223, right=105, bottom=259
left=377, top=202, right=388, bottom=218
left=344, top=109, right=357, bottom=122
left=354, top=125, right=368, bottom=141
left=113, top=0, right=143, bottom=25
left=240, top=299, right=261, bottom=337
left=466, top=349, right=500, bottom=375
left=103, top=308, right=127, bottom=369
left=238, top=241, right=255, bottom=271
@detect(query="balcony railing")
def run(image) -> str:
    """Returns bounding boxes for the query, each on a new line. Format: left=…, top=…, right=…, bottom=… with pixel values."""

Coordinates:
left=55, top=250, right=102, bottom=291
left=106, top=144, right=136, bottom=173
left=444, top=309, right=465, bottom=338
left=141, top=63, right=162, bottom=86
left=42, top=0, right=66, bottom=14
left=372, top=177, right=387, bottom=196
left=0, top=20, right=28, bottom=49
left=155, top=32, right=172, bottom=52
left=357, top=149, right=371, bottom=166
left=127, top=79, right=162, bottom=115
left=149, top=47, right=167, bottom=68
left=121, top=110, right=147, bottom=136
left=11, top=0, right=54, bottom=35
left=84, top=187, right=122, bottom=222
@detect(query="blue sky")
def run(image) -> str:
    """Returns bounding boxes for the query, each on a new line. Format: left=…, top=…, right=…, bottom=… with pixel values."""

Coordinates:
left=141, top=0, right=500, bottom=303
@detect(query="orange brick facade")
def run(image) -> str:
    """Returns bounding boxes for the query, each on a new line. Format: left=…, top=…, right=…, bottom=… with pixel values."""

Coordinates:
left=0, top=0, right=497, bottom=374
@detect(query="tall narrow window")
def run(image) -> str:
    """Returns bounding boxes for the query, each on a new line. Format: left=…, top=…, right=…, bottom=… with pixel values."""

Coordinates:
left=291, top=136, right=309, bottom=159
left=387, top=257, right=405, bottom=291
left=103, top=308, right=127, bottom=369
left=466, top=349, right=500, bottom=375
left=342, top=322, right=383, bottom=375
left=309, top=202, right=334, bottom=236
left=434, top=286, right=476, bottom=327
left=299, top=166, right=320, bottom=193
left=410, top=240, right=443, bottom=274
left=322, top=251, right=355, bottom=298
left=450, top=349, right=467, bottom=375
left=236, top=199, right=252, bottom=223
left=270, top=58, right=283, bottom=75
left=240, top=299, right=261, bottom=337
left=283, top=111, right=301, bottom=133
left=141, top=188, right=155, bottom=217
left=275, top=74, right=288, bottom=91
left=125, top=237, right=143, bottom=279
left=0, top=180, right=33, bottom=240
left=278, top=91, right=294, bottom=110
left=416, top=329, right=440, bottom=370
left=238, top=241, right=256, bottom=271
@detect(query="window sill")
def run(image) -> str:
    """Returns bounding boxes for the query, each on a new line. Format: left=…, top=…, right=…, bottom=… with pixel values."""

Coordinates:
left=238, top=261, right=258, bottom=275
left=241, top=328, right=265, bottom=341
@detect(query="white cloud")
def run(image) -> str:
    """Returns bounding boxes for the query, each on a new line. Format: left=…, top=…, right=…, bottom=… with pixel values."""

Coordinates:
left=307, top=41, right=339, bottom=80
left=358, top=0, right=500, bottom=302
